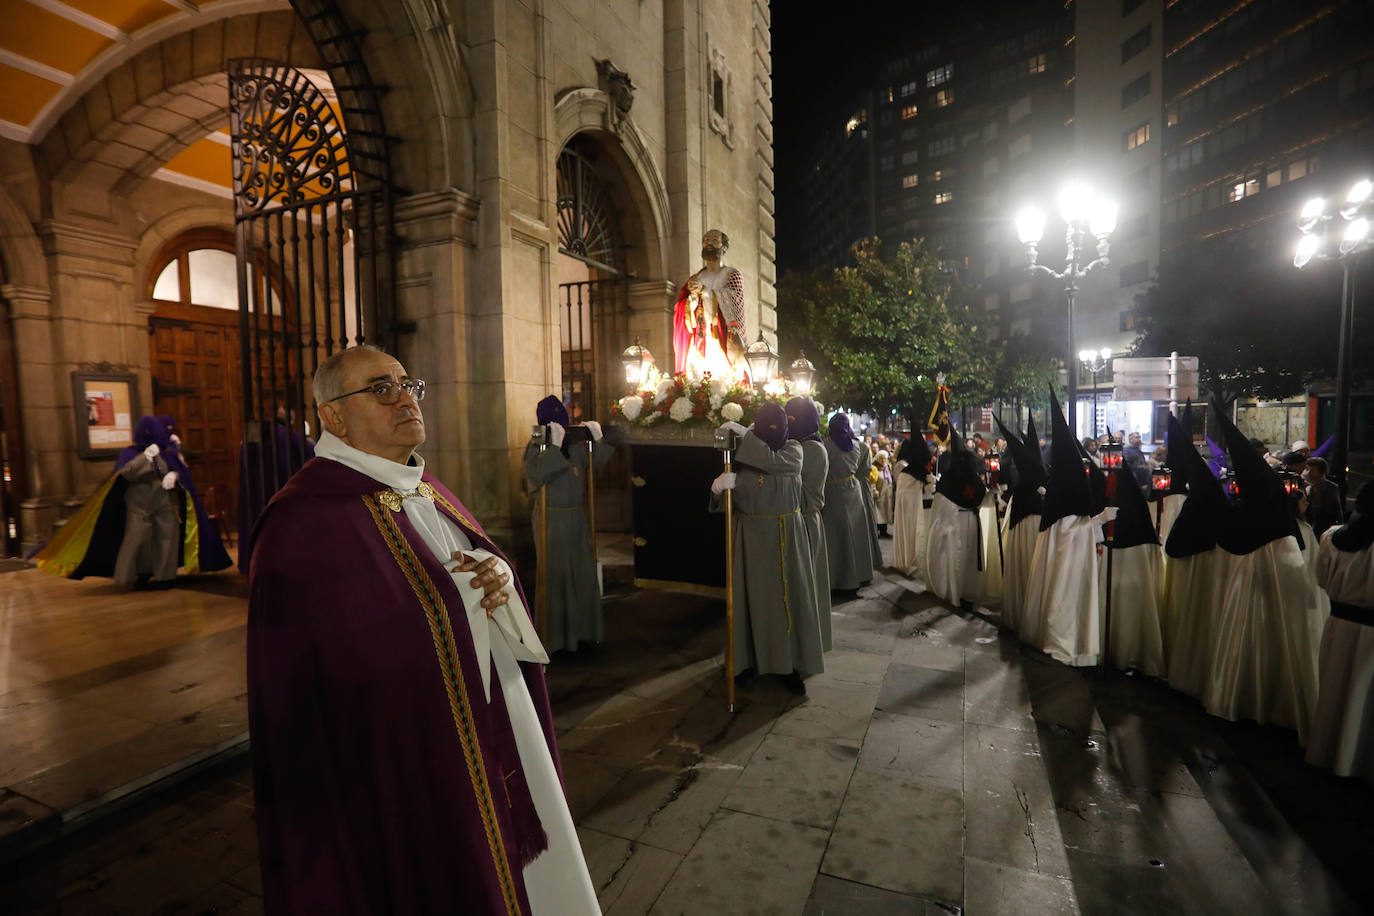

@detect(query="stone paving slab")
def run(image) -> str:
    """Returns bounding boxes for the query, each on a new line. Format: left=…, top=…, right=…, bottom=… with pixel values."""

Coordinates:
left=803, top=874, right=925, bottom=915
left=821, top=768, right=963, bottom=906
left=875, top=663, right=965, bottom=724
left=720, top=732, right=860, bottom=830
left=857, top=710, right=963, bottom=791
left=578, top=827, right=684, bottom=916
left=649, top=808, right=829, bottom=916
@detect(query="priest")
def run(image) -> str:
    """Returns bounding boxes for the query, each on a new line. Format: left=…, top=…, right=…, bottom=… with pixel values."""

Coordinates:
left=248, top=345, right=597, bottom=915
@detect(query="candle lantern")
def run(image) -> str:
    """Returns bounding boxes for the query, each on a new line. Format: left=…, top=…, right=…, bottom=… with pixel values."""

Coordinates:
left=986, top=456, right=1001, bottom=473
left=1100, top=436, right=1124, bottom=470
left=620, top=338, right=654, bottom=390
left=1278, top=470, right=1303, bottom=496
left=1150, top=466, right=1172, bottom=496
left=1222, top=472, right=1240, bottom=499
left=787, top=351, right=816, bottom=395
left=743, top=332, right=779, bottom=392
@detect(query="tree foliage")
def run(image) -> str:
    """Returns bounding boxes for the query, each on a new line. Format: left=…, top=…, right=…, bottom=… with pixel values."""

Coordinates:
left=1130, top=248, right=1353, bottom=404
left=778, top=237, right=1056, bottom=426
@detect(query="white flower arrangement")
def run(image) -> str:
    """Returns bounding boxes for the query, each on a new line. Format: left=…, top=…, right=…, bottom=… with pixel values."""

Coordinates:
left=669, top=396, right=694, bottom=422
left=720, top=401, right=744, bottom=422
left=654, top=377, right=674, bottom=405
left=619, top=395, right=643, bottom=421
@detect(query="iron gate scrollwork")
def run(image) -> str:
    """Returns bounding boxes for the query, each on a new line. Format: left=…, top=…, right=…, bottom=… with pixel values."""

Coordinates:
left=229, top=56, right=395, bottom=558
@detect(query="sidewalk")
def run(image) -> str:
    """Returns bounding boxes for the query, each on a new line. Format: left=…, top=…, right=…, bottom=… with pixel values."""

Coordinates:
left=4, top=539, right=1374, bottom=913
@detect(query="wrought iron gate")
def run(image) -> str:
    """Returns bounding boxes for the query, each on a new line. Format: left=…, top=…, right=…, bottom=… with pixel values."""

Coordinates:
left=229, top=56, right=394, bottom=549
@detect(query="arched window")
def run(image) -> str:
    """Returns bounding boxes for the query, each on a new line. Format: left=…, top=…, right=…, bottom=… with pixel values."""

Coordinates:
left=148, top=227, right=282, bottom=314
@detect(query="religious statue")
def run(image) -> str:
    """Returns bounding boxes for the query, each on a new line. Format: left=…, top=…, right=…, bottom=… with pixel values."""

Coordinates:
left=672, top=228, right=747, bottom=381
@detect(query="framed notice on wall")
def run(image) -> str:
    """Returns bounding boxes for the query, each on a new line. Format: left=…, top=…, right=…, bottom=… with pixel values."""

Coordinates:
left=72, top=370, right=139, bottom=459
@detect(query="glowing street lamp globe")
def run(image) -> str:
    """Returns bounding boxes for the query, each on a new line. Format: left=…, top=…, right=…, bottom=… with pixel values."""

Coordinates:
left=787, top=351, right=816, bottom=395
left=743, top=332, right=779, bottom=391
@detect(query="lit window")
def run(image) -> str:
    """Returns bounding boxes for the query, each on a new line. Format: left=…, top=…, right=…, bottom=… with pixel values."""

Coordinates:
left=1288, top=159, right=1306, bottom=180
left=902, top=173, right=920, bottom=189
left=900, top=80, right=919, bottom=97
left=926, top=63, right=953, bottom=87
left=934, top=190, right=953, bottom=205
left=935, top=88, right=954, bottom=107
left=1166, top=105, right=1179, bottom=127
left=1027, top=53, right=1046, bottom=75
left=1123, top=121, right=1150, bottom=151
left=1265, top=168, right=1282, bottom=189
left=885, top=86, right=894, bottom=103
left=932, top=169, right=953, bottom=182
left=901, top=104, right=919, bottom=120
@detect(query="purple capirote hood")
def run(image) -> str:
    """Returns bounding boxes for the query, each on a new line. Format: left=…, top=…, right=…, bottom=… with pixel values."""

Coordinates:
left=828, top=412, right=856, bottom=452
left=785, top=397, right=820, bottom=440
left=753, top=402, right=789, bottom=451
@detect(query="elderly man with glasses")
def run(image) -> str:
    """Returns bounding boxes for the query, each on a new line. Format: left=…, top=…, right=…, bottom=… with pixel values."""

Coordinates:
left=247, top=345, right=598, bottom=915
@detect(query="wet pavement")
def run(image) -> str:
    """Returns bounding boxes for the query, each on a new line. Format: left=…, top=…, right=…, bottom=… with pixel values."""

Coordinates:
left=3, top=538, right=1374, bottom=914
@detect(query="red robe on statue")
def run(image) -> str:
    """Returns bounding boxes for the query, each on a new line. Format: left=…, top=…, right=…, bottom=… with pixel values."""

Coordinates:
left=248, top=458, right=558, bottom=915
left=672, top=281, right=729, bottom=376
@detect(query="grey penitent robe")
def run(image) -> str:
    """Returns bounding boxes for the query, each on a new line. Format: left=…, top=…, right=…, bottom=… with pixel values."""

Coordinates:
left=713, top=432, right=825, bottom=677
left=114, top=451, right=180, bottom=585
left=822, top=439, right=875, bottom=590
left=525, top=437, right=615, bottom=653
left=856, top=446, right=883, bottom=565
left=799, top=438, right=833, bottom=650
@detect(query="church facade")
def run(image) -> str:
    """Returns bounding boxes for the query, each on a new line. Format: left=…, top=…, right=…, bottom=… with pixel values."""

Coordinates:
left=0, top=0, right=777, bottom=553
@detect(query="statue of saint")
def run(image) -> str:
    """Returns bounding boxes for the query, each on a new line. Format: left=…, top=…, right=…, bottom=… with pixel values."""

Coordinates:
left=673, top=229, right=747, bottom=381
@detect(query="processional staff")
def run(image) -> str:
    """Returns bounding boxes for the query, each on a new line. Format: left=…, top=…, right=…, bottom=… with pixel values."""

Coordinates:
left=586, top=436, right=598, bottom=570
left=533, top=423, right=551, bottom=643
left=714, top=425, right=740, bottom=713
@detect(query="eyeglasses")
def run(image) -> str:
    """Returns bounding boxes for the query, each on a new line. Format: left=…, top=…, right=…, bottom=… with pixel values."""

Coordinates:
left=329, top=377, right=426, bottom=405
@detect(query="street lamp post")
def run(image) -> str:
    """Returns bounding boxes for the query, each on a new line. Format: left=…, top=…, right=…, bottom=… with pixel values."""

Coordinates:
left=1293, top=177, right=1372, bottom=494
left=1016, top=182, right=1118, bottom=431
left=1078, top=346, right=1113, bottom=439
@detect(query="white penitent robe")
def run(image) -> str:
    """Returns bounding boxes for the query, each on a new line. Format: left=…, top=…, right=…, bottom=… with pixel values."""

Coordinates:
left=1202, top=537, right=1327, bottom=743
left=1155, top=493, right=1185, bottom=550
left=1305, top=531, right=1374, bottom=781
left=891, top=466, right=927, bottom=577
left=1000, top=503, right=1040, bottom=636
left=924, top=493, right=981, bottom=606
left=313, top=434, right=599, bottom=916
left=1022, top=516, right=1101, bottom=667
left=1162, top=550, right=1229, bottom=699
left=976, top=490, right=1003, bottom=607
left=1105, top=543, right=1165, bottom=676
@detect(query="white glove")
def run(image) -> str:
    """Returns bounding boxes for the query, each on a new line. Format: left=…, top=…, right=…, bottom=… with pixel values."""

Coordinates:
left=143, top=443, right=160, bottom=459
left=1092, top=506, right=1119, bottom=526
left=547, top=422, right=565, bottom=447
left=710, top=472, right=737, bottom=495
left=169, top=434, right=181, bottom=446
left=161, top=471, right=179, bottom=490
left=1036, top=486, right=1047, bottom=496
left=582, top=420, right=603, bottom=441
left=718, top=421, right=749, bottom=439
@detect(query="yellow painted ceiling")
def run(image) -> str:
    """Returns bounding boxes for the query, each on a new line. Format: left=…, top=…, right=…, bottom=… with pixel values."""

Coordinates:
left=0, top=0, right=227, bottom=142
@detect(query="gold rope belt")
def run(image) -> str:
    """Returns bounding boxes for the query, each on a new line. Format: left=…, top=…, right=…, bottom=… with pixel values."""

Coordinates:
left=737, top=509, right=796, bottom=632
left=825, top=473, right=854, bottom=485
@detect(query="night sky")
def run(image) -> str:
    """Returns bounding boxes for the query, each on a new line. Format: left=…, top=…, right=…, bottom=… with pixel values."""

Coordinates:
left=770, top=1, right=1022, bottom=271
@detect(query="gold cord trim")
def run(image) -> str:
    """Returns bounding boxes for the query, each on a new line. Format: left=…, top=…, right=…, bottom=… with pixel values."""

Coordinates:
left=825, top=473, right=855, bottom=485
left=362, top=494, right=521, bottom=916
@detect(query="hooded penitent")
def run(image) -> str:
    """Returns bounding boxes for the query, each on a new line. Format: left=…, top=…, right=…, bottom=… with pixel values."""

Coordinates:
left=753, top=402, right=790, bottom=451
left=1200, top=407, right=1324, bottom=742
left=536, top=395, right=570, bottom=428
left=1164, top=425, right=1229, bottom=559
left=1040, top=388, right=1094, bottom=531
left=995, top=414, right=1044, bottom=529
left=935, top=424, right=987, bottom=510
left=1331, top=479, right=1374, bottom=553
left=784, top=397, right=821, bottom=441
left=1164, top=414, right=1191, bottom=496
left=828, top=412, right=856, bottom=452
left=1213, top=402, right=1297, bottom=554
left=1105, top=465, right=1166, bottom=675
left=896, top=434, right=933, bottom=481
